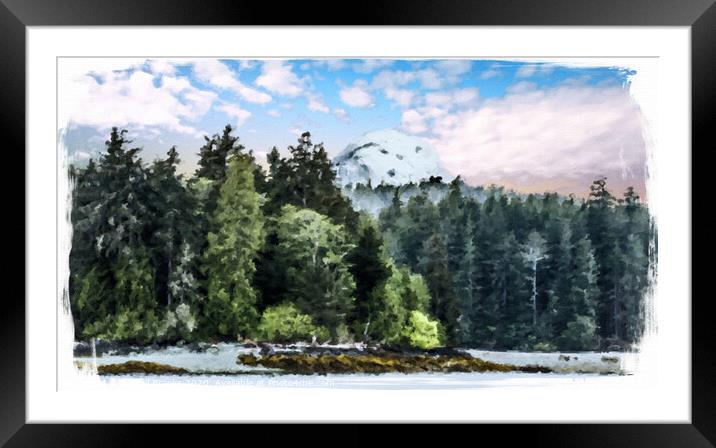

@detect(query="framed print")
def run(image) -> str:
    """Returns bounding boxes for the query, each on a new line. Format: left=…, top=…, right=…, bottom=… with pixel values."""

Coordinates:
left=6, top=0, right=712, bottom=445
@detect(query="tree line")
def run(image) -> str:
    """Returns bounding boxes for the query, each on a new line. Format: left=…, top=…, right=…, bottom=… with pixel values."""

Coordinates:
left=69, top=125, right=653, bottom=351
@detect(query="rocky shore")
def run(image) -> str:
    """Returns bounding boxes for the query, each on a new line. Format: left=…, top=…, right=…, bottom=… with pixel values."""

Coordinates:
left=236, top=347, right=554, bottom=375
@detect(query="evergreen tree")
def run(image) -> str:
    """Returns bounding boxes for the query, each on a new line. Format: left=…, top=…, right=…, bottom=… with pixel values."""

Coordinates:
left=367, top=264, right=433, bottom=346
left=346, top=218, right=391, bottom=332
left=490, top=232, right=531, bottom=348
left=202, top=154, right=264, bottom=339
left=73, top=128, right=160, bottom=343
left=147, top=147, right=201, bottom=307
left=264, top=132, right=359, bottom=231
left=587, top=177, right=620, bottom=340
left=274, top=205, right=356, bottom=338
left=396, top=193, right=440, bottom=270
left=419, top=233, right=459, bottom=344
left=619, top=234, right=649, bottom=344
left=68, top=158, right=104, bottom=309
left=67, top=126, right=654, bottom=352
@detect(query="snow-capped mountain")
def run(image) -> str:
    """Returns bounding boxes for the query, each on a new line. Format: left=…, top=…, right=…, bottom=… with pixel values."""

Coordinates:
left=333, top=129, right=449, bottom=187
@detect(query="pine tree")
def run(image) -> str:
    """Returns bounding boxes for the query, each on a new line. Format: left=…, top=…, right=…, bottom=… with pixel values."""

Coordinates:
left=419, top=233, right=459, bottom=344
left=397, top=193, right=440, bottom=271
left=73, top=128, right=160, bottom=342
left=490, top=232, right=531, bottom=348
left=69, top=158, right=104, bottom=309
left=202, top=154, right=264, bottom=339
left=147, top=147, right=201, bottom=308
left=438, top=177, right=474, bottom=344
left=587, top=177, right=620, bottom=341
left=346, top=218, right=391, bottom=332
left=264, top=132, right=359, bottom=231
left=469, top=195, right=508, bottom=347
left=619, top=234, right=648, bottom=344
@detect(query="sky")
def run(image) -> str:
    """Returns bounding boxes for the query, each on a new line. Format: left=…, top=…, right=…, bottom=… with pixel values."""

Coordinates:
left=59, top=58, right=648, bottom=198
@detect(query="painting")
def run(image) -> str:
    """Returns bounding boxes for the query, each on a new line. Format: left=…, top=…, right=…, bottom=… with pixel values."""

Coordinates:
left=59, top=56, right=656, bottom=388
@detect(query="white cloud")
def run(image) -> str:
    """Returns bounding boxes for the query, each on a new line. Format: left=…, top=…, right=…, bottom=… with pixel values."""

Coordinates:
left=218, top=103, right=252, bottom=129
left=353, top=59, right=394, bottom=73
left=332, top=108, right=351, bottom=123
left=400, top=109, right=428, bottom=134
left=400, top=106, right=448, bottom=134
left=424, top=92, right=451, bottom=108
left=306, top=93, right=330, bottom=113
left=368, top=67, right=450, bottom=109
left=267, top=109, right=281, bottom=118
left=515, top=63, right=555, bottom=78
left=435, top=60, right=472, bottom=80
left=515, top=64, right=538, bottom=78
left=339, top=80, right=374, bottom=108
left=372, top=69, right=415, bottom=90
left=424, top=88, right=478, bottom=109
left=429, top=84, right=646, bottom=189
left=256, top=60, right=304, bottom=97
left=453, top=87, right=479, bottom=104
left=418, top=69, right=442, bottom=89
left=313, top=60, right=348, bottom=71
left=480, top=64, right=502, bottom=80
left=372, top=68, right=444, bottom=95
left=238, top=60, right=256, bottom=70
left=148, top=59, right=177, bottom=76
left=384, top=88, right=415, bottom=107
left=506, top=81, right=537, bottom=94
left=192, top=59, right=272, bottom=104
left=60, top=69, right=217, bottom=136
left=60, top=58, right=148, bottom=80
left=70, top=150, right=93, bottom=161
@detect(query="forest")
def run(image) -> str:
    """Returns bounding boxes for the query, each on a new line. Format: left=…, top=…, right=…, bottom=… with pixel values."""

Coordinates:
left=68, top=125, right=654, bottom=352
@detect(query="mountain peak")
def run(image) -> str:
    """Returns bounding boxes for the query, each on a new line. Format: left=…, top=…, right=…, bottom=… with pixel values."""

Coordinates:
left=333, top=129, right=448, bottom=187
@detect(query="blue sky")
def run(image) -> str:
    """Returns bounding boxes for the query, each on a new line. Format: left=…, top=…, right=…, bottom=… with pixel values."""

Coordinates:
left=60, top=58, right=646, bottom=197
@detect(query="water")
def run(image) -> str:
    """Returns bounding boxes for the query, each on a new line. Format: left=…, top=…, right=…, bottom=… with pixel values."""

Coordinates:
left=74, top=342, right=637, bottom=389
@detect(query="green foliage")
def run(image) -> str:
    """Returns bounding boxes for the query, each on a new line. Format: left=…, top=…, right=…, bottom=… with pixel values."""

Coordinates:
left=402, top=311, right=442, bottom=349
left=157, top=303, right=198, bottom=342
left=558, top=315, right=599, bottom=351
left=69, top=126, right=652, bottom=352
left=148, top=147, right=202, bottom=309
left=264, top=132, right=359, bottom=231
left=419, top=233, right=459, bottom=344
left=346, top=217, right=391, bottom=329
left=367, top=264, right=435, bottom=346
left=202, top=154, right=264, bottom=339
left=257, top=303, right=329, bottom=343
left=74, top=266, right=111, bottom=334
left=275, top=205, right=355, bottom=337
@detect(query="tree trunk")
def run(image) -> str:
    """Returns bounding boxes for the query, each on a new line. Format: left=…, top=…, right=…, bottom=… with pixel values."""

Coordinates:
left=532, top=259, right=538, bottom=327
left=167, top=256, right=173, bottom=306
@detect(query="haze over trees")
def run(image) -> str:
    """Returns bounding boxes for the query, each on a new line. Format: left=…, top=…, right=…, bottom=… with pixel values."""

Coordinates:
left=69, top=126, right=654, bottom=351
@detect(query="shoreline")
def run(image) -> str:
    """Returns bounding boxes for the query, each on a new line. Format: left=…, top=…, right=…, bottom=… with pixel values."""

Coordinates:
left=73, top=341, right=631, bottom=376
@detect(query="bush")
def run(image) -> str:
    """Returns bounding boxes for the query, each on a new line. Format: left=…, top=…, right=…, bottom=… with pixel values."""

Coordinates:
left=157, top=303, right=198, bottom=342
left=402, top=311, right=441, bottom=349
left=82, top=307, right=160, bottom=344
left=558, top=315, right=599, bottom=351
left=532, top=342, right=557, bottom=352
left=258, top=303, right=329, bottom=343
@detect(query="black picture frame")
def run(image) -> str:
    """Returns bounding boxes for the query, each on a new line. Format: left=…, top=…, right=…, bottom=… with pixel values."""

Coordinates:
left=4, top=0, right=710, bottom=445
